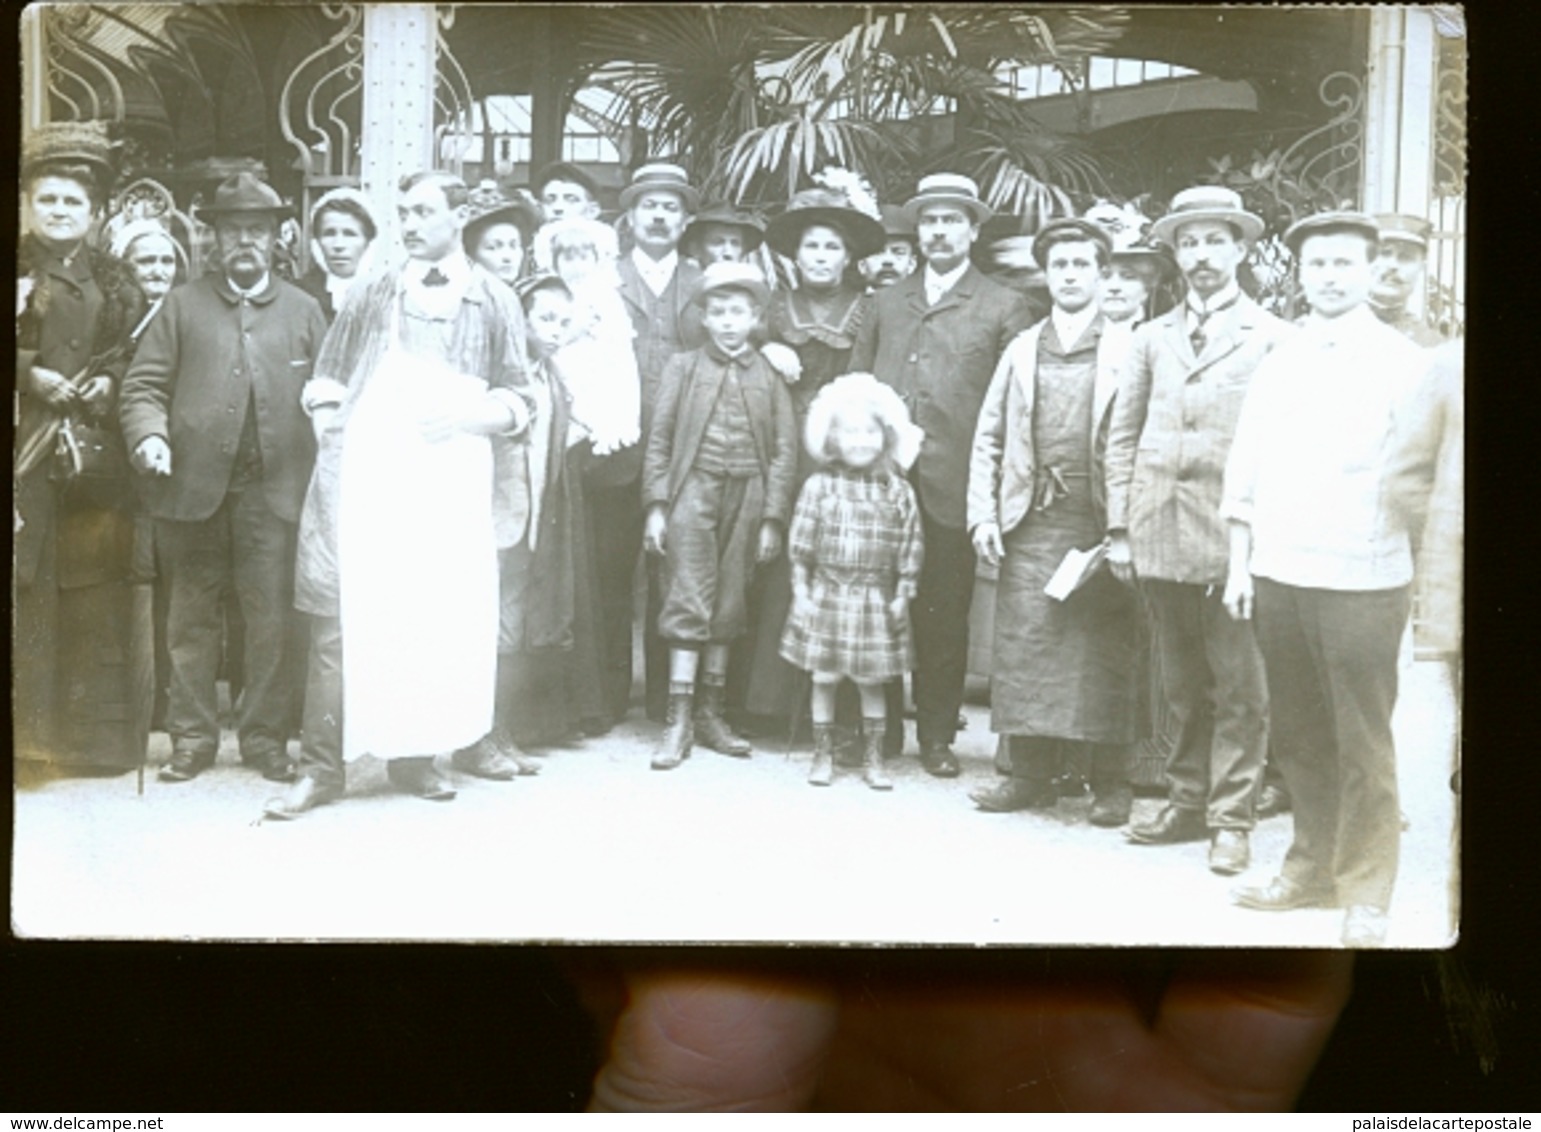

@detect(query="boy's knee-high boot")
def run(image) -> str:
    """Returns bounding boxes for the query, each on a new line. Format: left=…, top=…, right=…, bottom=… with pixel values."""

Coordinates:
left=808, top=723, right=836, bottom=786
left=652, top=683, right=695, bottom=771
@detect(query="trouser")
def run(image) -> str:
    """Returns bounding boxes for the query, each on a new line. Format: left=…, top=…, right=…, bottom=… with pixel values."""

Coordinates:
left=156, top=489, right=295, bottom=761
left=1143, top=579, right=1269, bottom=829
left=1253, top=578, right=1409, bottom=910
left=587, top=476, right=646, bottom=723
left=911, top=513, right=976, bottom=749
left=297, top=614, right=344, bottom=788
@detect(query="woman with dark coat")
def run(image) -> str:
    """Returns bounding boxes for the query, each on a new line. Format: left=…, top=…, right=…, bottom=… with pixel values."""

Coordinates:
left=15, top=121, right=150, bottom=776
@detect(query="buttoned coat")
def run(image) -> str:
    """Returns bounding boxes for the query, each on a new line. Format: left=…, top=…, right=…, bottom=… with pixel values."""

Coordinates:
left=616, top=253, right=705, bottom=428
left=850, top=265, right=1034, bottom=528
left=119, top=273, right=329, bottom=525
left=967, top=316, right=1126, bottom=537
left=1103, top=294, right=1291, bottom=584
left=641, top=345, right=797, bottom=528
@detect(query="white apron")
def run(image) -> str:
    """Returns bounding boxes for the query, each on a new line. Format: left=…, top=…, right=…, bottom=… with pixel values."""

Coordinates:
left=336, top=301, right=498, bottom=761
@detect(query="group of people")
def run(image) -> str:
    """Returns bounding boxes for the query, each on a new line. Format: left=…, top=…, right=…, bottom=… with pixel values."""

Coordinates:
left=17, top=118, right=1459, bottom=947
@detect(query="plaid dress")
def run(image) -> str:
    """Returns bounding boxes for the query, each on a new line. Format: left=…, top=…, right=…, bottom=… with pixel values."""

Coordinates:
left=779, top=466, right=923, bottom=681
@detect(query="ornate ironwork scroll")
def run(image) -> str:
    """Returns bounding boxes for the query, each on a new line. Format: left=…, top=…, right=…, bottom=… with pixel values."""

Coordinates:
left=433, top=5, right=477, bottom=176
left=279, top=4, right=364, bottom=185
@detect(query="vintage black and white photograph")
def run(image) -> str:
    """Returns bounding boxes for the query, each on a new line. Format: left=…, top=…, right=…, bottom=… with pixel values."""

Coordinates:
left=13, top=3, right=1465, bottom=948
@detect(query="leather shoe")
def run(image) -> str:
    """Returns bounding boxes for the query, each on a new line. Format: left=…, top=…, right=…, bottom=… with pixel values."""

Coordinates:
left=158, top=748, right=212, bottom=782
left=969, top=777, right=1057, bottom=813
left=1341, top=904, right=1389, bottom=947
left=919, top=743, right=961, bottom=778
left=1256, top=783, right=1291, bottom=817
left=1088, top=784, right=1133, bottom=828
left=250, top=751, right=296, bottom=783
left=451, top=741, right=521, bottom=781
left=1126, top=804, right=1207, bottom=845
left=386, top=758, right=457, bottom=801
left=1208, top=829, right=1250, bottom=875
left=262, top=775, right=342, bottom=821
left=1231, top=875, right=1336, bottom=912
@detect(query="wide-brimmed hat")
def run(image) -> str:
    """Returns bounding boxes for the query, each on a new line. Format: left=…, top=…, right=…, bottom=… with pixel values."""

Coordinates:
left=531, top=161, right=602, bottom=202
left=22, top=120, right=119, bottom=184
left=901, top=173, right=994, bottom=226
left=803, top=372, right=923, bottom=472
left=1375, top=212, right=1432, bottom=250
left=1031, top=217, right=1112, bottom=270
left=683, top=203, right=766, bottom=257
left=199, top=172, right=291, bottom=219
left=764, top=188, right=885, bottom=260
left=877, top=203, right=918, bottom=244
left=690, top=260, right=770, bottom=309
left=1283, top=209, right=1380, bottom=256
left=618, top=162, right=701, bottom=213
left=1149, top=185, right=1264, bottom=247
left=463, top=180, right=540, bottom=247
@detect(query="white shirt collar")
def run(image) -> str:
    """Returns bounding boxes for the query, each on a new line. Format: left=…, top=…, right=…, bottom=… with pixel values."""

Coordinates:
left=228, top=272, right=271, bottom=299
left=1186, top=279, right=1241, bottom=321
left=923, top=260, right=969, bottom=303
left=1298, top=301, right=1380, bottom=347
left=1051, top=302, right=1099, bottom=350
left=632, top=247, right=679, bottom=296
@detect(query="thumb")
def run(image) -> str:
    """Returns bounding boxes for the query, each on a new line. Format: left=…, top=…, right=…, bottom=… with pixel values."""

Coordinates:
left=590, top=968, right=839, bottom=1111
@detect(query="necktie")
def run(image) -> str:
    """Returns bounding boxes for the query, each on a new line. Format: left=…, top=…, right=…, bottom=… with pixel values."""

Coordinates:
left=1188, top=296, right=1236, bottom=354
left=422, top=267, right=449, bottom=287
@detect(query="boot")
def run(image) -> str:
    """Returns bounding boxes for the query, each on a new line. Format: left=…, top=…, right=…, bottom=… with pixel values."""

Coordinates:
left=1088, top=742, right=1133, bottom=827
left=970, top=736, right=1056, bottom=811
left=808, top=724, right=836, bottom=786
left=861, top=719, right=892, bottom=791
left=651, top=689, right=695, bottom=770
left=694, top=680, right=751, bottom=756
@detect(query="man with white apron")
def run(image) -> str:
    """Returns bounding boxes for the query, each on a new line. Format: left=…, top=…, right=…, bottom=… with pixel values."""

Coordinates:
left=265, top=171, right=535, bottom=818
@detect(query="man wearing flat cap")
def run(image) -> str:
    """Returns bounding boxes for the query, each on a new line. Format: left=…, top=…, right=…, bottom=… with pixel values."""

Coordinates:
left=533, top=161, right=604, bottom=226
left=121, top=172, right=329, bottom=784
left=1103, top=185, right=1293, bottom=875
left=1370, top=213, right=1446, bottom=348
left=851, top=173, right=1035, bottom=775
left=1221, top=210, right=1441, bottom=946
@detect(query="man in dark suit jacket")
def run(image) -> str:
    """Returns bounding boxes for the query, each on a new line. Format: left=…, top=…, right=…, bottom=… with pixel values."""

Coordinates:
left=851, top=174, right=1035, bottom=775
left=606, top=163, right=707, bottom=723
left=120, top=173, right=328, bottom=784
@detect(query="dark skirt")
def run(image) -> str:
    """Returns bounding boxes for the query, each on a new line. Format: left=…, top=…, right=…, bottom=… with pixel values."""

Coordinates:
left=990, top=498, right=1138, bottom=744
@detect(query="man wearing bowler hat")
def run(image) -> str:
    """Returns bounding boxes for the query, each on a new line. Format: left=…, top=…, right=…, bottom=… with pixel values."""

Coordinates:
left=860, top=204, right=919, bottom=290
left=1369, top=213, right=1446, bottom=348
left=121, top=172, right=329, bottom=783
left=1103, top=185, right=1293, bottom=875
left=851, top=173, right=1034, bottom=775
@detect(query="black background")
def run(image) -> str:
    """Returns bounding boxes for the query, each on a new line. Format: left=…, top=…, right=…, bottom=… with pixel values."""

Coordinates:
left=6, top=2, right=1539, bottom=1113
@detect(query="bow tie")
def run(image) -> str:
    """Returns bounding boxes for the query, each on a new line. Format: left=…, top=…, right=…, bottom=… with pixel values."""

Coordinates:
left=421, top=267, right=450, bottom=288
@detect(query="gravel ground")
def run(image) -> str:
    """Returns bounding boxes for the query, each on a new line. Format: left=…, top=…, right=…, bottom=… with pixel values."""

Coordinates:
left=13, top=658, right=1457, bottom=948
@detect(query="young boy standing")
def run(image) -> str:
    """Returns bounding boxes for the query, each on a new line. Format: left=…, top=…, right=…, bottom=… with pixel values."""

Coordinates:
left=642, top=262, right=797, bottom=770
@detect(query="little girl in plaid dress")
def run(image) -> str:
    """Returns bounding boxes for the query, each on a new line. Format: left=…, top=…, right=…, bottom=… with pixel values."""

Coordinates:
left=780, top=373, right=924, bottom=789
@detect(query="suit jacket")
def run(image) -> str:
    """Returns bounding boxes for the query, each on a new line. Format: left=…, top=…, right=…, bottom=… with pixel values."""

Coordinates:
left=120, top=273, right=329, bottom=524
left=641, top=344, right=797, bottom=527
left=968, top=315, right=1125, bottom=536
left=616, top=253, right=706, bottom=425
left=1103, top=293, right=1291, bottom=584
left=850, top=265, right=1034, bottom=528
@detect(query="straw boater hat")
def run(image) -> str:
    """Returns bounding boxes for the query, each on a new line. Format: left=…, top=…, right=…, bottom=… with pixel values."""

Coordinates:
left=1374, top=213, right=1432, bottom=251
left=683, top=203, right=766, bottom=257
left=462, top=180, right=540, bottom=248
left=1030, top=216, right=1112, bottom=270
left=199, top=172, right=291, bottom=220
left=901, top=173, right=994, bottom=226
left=22, top=119, right=119, bottom=184
left=1149, top=186, right=1264, bottom=247
left=803, top=372, right=924, bottom=472
left=764, top=187, right=885, bottom=260
left=618, top=162, right=701, bottom=213
left=1283, top=209, right=1380, bottom=256
left=690, top=260, right=770, bottom=310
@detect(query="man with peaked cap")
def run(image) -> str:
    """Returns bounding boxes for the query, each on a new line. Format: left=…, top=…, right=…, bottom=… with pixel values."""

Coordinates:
left=121, top=172, right=329, bottom=784
left=1369, top=213, right=1446, bottom=347
left=860, top=204, right=919, bottom=290
left=1103, top=185, right=1293, bottom=874
left=533, top=161, right=604, bottom=225
left=851, top=173, right=1035, bottom=775
left=1222, top=210, right=1439, bottom=946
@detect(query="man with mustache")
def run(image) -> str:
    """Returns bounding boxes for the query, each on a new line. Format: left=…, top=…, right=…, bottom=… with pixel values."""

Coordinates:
left=1369, top=213, right=1447, bottom=348
left=121, top=172, right=328, bottom=783
left=1103, top=186, right=1292, bottom=875
left=850, top=174, right=1034, bottom=775
left=859, top=204, right=919, bottom=291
